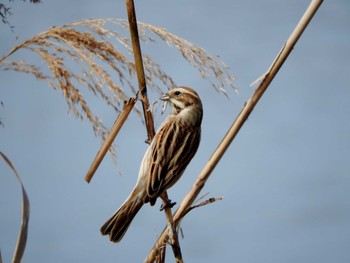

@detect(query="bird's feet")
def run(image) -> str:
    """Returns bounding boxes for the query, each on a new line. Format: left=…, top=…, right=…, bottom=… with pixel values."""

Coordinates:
left=159, top=200, right=176, bottom=211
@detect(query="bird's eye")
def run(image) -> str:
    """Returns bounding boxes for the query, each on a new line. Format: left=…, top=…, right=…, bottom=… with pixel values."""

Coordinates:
left=174, top=91, right=181, bottom=96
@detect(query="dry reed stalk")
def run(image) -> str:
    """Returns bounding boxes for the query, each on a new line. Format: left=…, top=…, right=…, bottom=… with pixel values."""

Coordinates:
left=85, top=97, right=137, bottom=182
left=145, top=0, right=324, bottom=261
left=84, top=0, right=159, bottom=183
left=125, top=1, right=183, bottom=261
left=126, top=0, right=155, bottom=142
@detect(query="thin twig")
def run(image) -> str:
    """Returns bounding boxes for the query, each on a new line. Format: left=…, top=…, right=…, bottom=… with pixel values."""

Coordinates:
left=184, top=196, right=223, bottom=217
left=160, top=192, right=183, bottom=263
left=85, top=97, right=137, bottom=182
left=144, top=0, right=323, bottom=261
left=125, top=1, right=184, bottom=261
left=126, top=0, right=155, bottom=143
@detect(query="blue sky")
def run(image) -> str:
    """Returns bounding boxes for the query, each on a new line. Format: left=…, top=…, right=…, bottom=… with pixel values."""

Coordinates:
left=1, top=0, right=350, bottom=262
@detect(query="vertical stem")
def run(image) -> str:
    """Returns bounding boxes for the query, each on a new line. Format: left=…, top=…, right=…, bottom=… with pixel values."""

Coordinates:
left=126, top=1, right=182, bottom=261
left=126, top=0, right=155, bottom=142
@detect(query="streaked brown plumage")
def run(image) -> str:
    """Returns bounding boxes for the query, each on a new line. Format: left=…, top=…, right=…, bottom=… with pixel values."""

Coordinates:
left=101, top=86, right=203, bottom=242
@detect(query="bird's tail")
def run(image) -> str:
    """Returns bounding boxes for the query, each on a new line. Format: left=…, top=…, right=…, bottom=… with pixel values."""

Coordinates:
left=101, top=191, right=144, bottom=242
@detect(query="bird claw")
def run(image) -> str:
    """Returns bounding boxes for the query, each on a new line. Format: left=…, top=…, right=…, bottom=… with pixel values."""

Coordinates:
left=159, top=201, right=176, bottom=211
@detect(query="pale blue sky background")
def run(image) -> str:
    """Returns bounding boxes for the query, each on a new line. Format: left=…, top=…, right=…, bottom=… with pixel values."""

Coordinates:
left=1, top=0, right=350, bottom=262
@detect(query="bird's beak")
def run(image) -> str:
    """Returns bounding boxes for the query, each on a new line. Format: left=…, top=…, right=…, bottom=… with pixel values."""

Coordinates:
left=160, top=93, right=170, bottom=101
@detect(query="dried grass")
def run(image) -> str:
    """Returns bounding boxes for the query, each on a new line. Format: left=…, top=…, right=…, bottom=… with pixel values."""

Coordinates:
left=0, top=152, right=30, bottom=263
left=0, top=18, right=236, bottom=159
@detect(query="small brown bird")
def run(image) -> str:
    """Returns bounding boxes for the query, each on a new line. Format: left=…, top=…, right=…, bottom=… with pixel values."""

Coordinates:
left=101, top=86, right=203, bottom=242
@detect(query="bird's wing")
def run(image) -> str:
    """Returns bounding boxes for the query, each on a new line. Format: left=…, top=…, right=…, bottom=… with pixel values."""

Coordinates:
left=147, top=121, right=200, bottom=198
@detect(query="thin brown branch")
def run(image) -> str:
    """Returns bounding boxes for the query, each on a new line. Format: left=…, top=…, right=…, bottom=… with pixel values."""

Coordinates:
left=85, top=97, right=137, bottom=183
left=160, top=192, right=183, bottom=263
left=125, top=2, right=185, bottom=261
left=184, top=196, right=223, bottom=217
left=144, top=0, right=324, bottom=261
left=126, top=0, right=155, bottom=143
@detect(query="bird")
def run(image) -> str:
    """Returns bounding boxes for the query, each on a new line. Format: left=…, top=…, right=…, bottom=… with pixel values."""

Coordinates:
left=100, top=86, right=203, bottom=242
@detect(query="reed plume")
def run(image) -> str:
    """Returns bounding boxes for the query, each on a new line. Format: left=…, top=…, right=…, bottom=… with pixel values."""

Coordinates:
left=1, top=18, right=236, bottom=159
